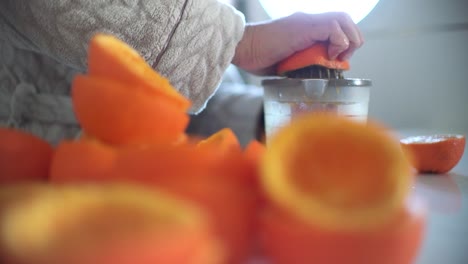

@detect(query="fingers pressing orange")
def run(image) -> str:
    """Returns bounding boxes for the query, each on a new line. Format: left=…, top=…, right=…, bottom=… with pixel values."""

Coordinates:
left=0, top=128, right=53, bottom=183
left=277, top=43, right=350, bottom=75
left=401, top=134, right=465, bottom=174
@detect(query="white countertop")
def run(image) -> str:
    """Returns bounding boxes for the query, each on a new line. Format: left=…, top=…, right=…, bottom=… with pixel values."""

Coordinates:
left=413, top=152, right=468, bottom=264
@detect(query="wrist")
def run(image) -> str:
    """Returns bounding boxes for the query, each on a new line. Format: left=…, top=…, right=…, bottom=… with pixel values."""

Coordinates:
left=231, top=20, right=295, bottom=76
left=232, top=24, right=256, bottom=70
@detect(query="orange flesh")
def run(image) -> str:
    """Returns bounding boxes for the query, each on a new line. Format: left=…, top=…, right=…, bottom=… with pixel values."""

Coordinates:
left=262, top=114, right=413, bottom=231
left=287, top=128, right=394, bottom=210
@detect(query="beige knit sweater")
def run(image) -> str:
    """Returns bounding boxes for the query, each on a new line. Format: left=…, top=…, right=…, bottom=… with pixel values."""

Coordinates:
left=0, top=0, right=245, bottom=144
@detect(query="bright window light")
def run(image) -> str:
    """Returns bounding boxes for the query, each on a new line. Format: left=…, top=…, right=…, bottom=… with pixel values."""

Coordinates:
left=258, top=0, right=380, bottom=23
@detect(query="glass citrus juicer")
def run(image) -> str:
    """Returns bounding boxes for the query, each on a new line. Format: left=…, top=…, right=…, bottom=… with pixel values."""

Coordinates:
left=261, top=44, right=372, bottom=141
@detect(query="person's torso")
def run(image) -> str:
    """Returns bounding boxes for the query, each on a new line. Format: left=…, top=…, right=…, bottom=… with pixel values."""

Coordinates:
left=0, top=38, right=81, bottom=145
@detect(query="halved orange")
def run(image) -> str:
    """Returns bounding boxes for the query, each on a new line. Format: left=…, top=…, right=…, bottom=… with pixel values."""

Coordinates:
left=401, top=134, right=465, bottom=174
left=0, top=127, right=53, bottom=183
left=113, top=143, right=257, bottom=264
left=72, top=75, right=189, bottom=146
left=50, top=139, right=256, bottom=264
left=260, top=196, right=426, bottom=264
left=244, top=140, right=265, bottom=168
left=261, top=114, right=413, bottom=231
left=148, top=176, right=257, bottom=264
left=197, top=128, right=241, bottom=154
left=114, top=142, right=222, bottom=183
left=0, top=184, right=222, bottom=264
left=88, top=34, right=190, bottom=111
left=243, top=140, right=266, bottom=193
left=49, top=139, right=117, bottom=183
left=276, top=43, right=350, bottom=75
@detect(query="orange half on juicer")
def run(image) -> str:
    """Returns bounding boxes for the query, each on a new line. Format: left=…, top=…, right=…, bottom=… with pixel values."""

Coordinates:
left=276, top=42, right=350, bottom=78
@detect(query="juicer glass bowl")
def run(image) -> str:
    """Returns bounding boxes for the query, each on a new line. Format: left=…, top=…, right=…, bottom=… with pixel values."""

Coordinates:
left=262, top=78, right=372, bottom=141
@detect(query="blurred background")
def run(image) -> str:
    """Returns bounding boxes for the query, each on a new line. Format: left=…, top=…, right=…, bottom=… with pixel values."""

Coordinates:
left=220, top=0, right=468, bottom=137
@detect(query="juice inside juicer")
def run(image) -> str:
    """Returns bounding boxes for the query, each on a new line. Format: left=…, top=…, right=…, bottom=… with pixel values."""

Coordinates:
left=260, top=64, right=372, bottom=141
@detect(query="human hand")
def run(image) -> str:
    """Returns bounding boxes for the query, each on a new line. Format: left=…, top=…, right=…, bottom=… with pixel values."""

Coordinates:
left=232, top=12, right=364, bottom=75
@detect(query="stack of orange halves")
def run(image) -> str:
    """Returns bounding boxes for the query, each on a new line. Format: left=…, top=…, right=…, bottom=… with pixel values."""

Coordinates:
left=0, top=34, right=426, bottom=264
left=0, top=34, right=260, bottom=264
